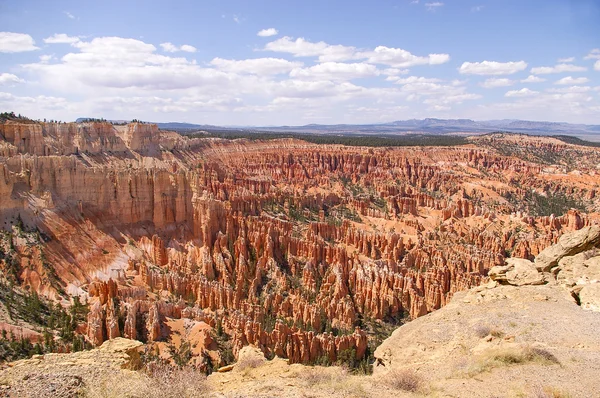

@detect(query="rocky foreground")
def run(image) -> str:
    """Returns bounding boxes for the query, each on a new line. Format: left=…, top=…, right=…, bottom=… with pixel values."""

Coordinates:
left=1, top=226, right=599, bottom=397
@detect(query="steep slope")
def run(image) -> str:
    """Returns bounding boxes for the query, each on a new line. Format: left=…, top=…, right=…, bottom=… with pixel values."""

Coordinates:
left=2, top=228, right=600, bottom=397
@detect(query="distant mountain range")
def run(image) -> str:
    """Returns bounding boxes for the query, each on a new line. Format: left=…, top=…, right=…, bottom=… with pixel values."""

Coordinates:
left=75, top=118, right=600, bottom=140
left=153, top=118, right=600, bottom=138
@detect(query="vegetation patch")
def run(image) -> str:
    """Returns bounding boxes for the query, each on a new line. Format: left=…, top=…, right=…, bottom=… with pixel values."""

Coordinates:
left=467, top=345, right=560, bottom=376
left=86, top=363, right=209, bottom=398
left=384, top=369, right=424, bottom=393
left=187, top=129, right=469, bottom=148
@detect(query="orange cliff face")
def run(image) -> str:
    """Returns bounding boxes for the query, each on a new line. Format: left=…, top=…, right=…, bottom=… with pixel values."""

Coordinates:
left=1, top=121, right=600, bottom=368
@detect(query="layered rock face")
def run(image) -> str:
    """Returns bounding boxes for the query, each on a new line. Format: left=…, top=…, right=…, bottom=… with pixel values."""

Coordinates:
left=1, top=122, right=600, bottom=367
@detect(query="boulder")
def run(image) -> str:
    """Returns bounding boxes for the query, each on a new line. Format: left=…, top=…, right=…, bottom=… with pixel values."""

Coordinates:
left=579, top=284, right=600, bottom=312
left=489, top=258, right=546, bottom=286
left=97, top=337, right=143, bottom=353
left=535, top=226, right=600, bottom=272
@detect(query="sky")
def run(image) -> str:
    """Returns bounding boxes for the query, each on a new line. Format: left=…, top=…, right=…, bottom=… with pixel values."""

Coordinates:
left=0, top=0, right=599, bottom=125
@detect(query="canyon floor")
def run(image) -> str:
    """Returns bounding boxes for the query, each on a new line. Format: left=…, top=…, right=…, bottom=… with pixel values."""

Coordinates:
left=1, top=117, right=600, bottom=396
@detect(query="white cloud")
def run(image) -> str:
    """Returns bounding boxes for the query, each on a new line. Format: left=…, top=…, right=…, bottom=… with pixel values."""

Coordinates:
left=471, top=5, right=484, bottom=12
left=233, top=15, right=241, bottom=24
left=180, top=44, right=197, bottom=53
left=521, top=75, right=546, bottom=83
left=64, top=11, right=76, bottom=20
left=160, top=42, right=196, bottom=53
left=584, top=49, right=600, bottom=60
left=459, top=60, right=527, bottom=75
left=0, top=92, right=74, bottom=114
left=547, top=86, right=592, bottom=93
left=44, top=33, right=81, bottom=44
left=595, top=60, right=600, bottom=71
left=264, top=37, right=450, bottom=68
left=360, top=46, right=450, bottom=68
left=530, top=63, right=587, bottom=74
left=476, top=90, right=598, bottom=123
left=382, top=68, right=409, bottom=76
left=257, top=28, right=278, bottom=37
left=393, top=76, right=441, bottom=85
left=425, top=2, right=444, bottom=11
left=505, top=88, right=539, bottom=97
left=424, top=93, right=481, bottom=105
left=554, top=76, right=589, bottom=85
left=0, top=32, right=39, bottom=53
left=264, top=36, right=357, bottom=62
left=24, top=37, right=226, bottom=91
left=39, top=54, right=53, bottom=63
left=160, top=42, right=178, bottom=52
left=0, top=73, right=25, bottom=85
left=558, top=57, right=575, bottom=63
left=480, top=78, right=514, bottom=88
left=290, top=62, right=378, bottom=81
left=211, top=57, right=302, bottom=75
left=393, top=78, right=480, bottom=109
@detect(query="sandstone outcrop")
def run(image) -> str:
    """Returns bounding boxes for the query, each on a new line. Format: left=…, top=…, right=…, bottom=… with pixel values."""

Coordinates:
left=488, top=258, right=547, bottom=286
left=535, top=226, right=600, bottom=272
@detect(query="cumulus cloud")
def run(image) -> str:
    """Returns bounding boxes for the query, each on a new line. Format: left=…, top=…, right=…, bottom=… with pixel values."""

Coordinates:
left=477, top=89, right=599, bottom=123
left=264, top=36, right=357, bottom=62
left=547, top=86, right=592, bottom=93
left=459, top=61, right=527, bottom=75
left=595, top=60, right=600, bottom=71
left=505, top=88, right=539, bottom=97
left=0, top=92, right=74, bottom=114
left=257, top=28, right=278, bottom=37
left=24, top=37, right=226, bottom=91
left=290, top=62, right=378, bottom=81
left=558, top=57, right=575, bottom=63
left=160, top=42, right=197, bottom=53
left=263, top=37, right=450, bottom=68
left=554, top=76, right=589, bottom=85
left=382, top=68, right=409, bottom=76
left=479, top=78, right=514, bottom=88
left=44, top=33, right=81, bottom=44
left=359, top=46, right=450, bottom=68
left=530, top=63, right=587, bottom=74
left=64, top=11, right=76, bottom=19
left=20, top=35, right=388, bottom=117
left=584, top=49, right=600, bottom=60
left=211, top=57, right=302, bottom=75
left=39, top=54, right=53, bottom=63
left=521, top=75, right=546, bottom=83
left=393, top=76, right=441, bottom=84
left=0, top=73, right=25, bottom=85
left=0, top=32, right=39, bottom=53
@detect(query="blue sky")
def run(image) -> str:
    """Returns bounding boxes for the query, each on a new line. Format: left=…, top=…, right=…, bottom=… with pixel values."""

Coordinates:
left=0, top=0, right=599, bottom=125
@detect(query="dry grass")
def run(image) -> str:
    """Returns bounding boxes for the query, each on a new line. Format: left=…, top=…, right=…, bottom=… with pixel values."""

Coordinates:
left=298, top=367, right=369, bottom=398
left=532, top=385, right=572, bottom=398
left=474, top=325, right=505, bottom=338
left=384, top=369, right=424, bottom=393
left=466, top=345, right=559, bottom=376
left=236, top=356, right=265, bottom=376
left=85, top=364, right=209, bottom=398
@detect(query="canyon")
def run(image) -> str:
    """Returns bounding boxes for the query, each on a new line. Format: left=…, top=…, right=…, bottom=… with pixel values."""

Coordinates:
left=1, top=118, right=600, bottom=374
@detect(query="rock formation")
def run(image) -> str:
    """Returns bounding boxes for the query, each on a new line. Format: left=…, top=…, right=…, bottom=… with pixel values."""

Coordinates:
left=1, top=121, right=600, bottom=368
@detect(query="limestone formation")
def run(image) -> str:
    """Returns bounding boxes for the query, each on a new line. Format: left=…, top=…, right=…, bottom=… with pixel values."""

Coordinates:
left=535, top=226, right=600, bottom=272
left=488, top=258, right=547, bottom=286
